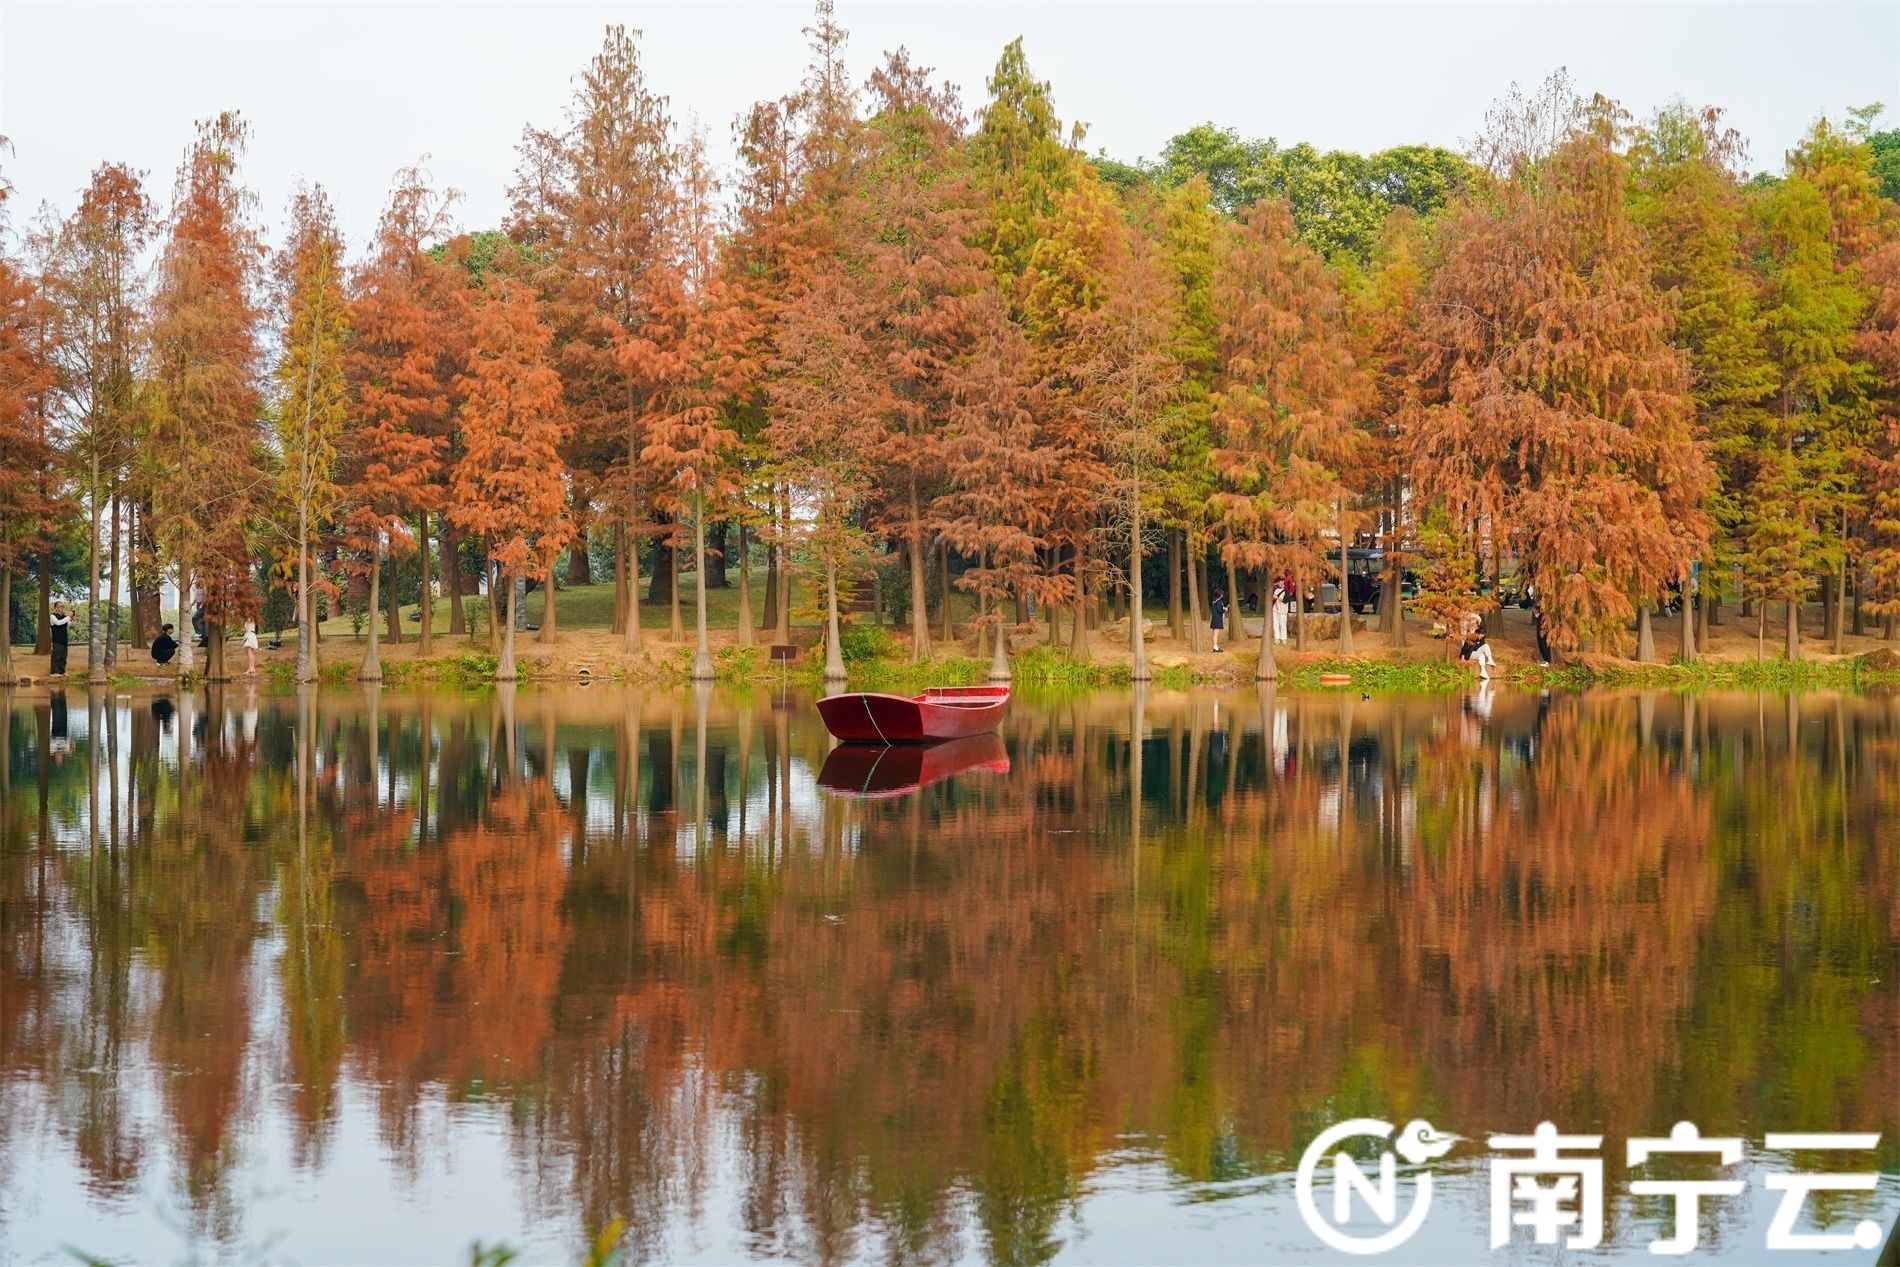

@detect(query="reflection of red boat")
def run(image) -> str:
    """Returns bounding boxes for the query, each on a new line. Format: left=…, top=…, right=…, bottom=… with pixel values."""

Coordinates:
left=818, top=734, right=1011, bottom=798
left=816, top=685, right=1010, bottom=743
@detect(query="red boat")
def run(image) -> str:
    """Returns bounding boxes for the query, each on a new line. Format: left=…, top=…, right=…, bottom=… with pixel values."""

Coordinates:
left=818, top=734, right=1010, bottom=798
left=816, top=685, right=1011, bottom=743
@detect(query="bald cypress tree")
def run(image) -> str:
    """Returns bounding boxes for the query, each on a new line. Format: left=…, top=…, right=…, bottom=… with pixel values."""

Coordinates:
left=1628, top=104, right=1777, bottom=659
left=1411, top=108, right=1708, bottom=658
left=146, top=113, right=266, bottom=680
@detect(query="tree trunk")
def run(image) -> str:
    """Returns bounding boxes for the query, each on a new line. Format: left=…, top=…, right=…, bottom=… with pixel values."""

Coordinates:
left=1167, top=529, right=1182, bottom=640
left=908, top=484, right=930, bottom=662
left=1046, top=549, right=1060, bottom=646
left=1224, top=547, right=1245, bottom=648
left=0, top=563, right=10, bottom=677
left=1187, top=535, right=1204, bottom=653
left=134, top=496, right=160, bottom=647
left=1636, top=605, right=1655, bottom=663
left=668, top=527, right=683, bottom=641
left=497, top=573, right=518, bottom=681
left=940, top=540, right=954, bottom=645
left=822, top=552, right=846, bottom=682
left=735, top=520, right=753, bottom=647
left=567, top=514, right=592, bottom=585
left=296, top=505, right=313, bottom=684
left=88, top=448, right=103, bottom=678
left=989, top=604, right=1011, bottom=683
left=1294, top=566, right=1307, bottom=651
left=1129, top=486, right=1148, bottom=682
left=361, top=541, right=383, bottom=683
left=1697, top=585, right=1711, bottom=651
left=176, top=564, right=195, bottom=677
left=1680, top=573, right=1696, bottom=665
left=692, top=498, right=714, bottom=680
left=486, top=563, right=501, bottom=653
left=446, top=521, right=467, bottom=636
left=385, top=553, right=402, bottom=645
left=1381, top=558, right=1405, bottom=647
left=1255, top=567, right=1277, bottom=681
left=1069, top=540, right=1090, bottom=660
left=1851, top=565, right=1864, bottom=636
left=35, top=553, right=51, bottom=654
left=129, top=500, right=145, bottom=651
left=417, top=512, right=434, bottom=657
left=775, top=492, right=792, bottom=646
left=304, top=567, right=321, bottom=680
left=1833, top=555, right=1847, bottom=655
left=623, top=500, right=644, bottom=653
left=706, top=520, right=729, bottom=589
left=1336, top=508, right=1354, bottom=655
left=1785, top=596, right=1800, bottom=662
left=106, top=492, right=121, bottom=667
left=761, top=536, right=780, bottom=636
left=540, top=569, right=557, bottom=643
left=207, top=621, right=227, bottom=682
left=610, top=520, right=626, bottom=634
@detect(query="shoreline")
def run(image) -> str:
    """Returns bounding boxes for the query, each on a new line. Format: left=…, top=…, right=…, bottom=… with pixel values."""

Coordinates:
left=6, top=634, right=1892, bottom=694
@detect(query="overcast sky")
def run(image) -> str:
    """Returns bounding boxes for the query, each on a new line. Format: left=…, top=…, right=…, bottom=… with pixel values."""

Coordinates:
left=2, top=2, right=1896, bottom=252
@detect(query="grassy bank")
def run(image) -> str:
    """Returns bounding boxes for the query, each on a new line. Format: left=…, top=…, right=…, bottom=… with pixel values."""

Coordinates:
left=32, top=581, right=1900, bottom=693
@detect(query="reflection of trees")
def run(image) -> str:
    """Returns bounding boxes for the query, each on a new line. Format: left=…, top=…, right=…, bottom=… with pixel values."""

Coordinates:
left=0, top=685, right=1895, bottom=1261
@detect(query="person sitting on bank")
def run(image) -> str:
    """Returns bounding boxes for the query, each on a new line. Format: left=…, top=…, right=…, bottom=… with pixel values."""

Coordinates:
left=48, top=600, right=71, bottom=676
left=152, top=623, right=178, bottom=666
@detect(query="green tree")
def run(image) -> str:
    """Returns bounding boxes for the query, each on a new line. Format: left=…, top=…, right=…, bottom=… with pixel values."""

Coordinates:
left=271, top=183, right=350, bottom=682
left=1755, top=148, right=1879, bottom=656
left=1628, top=104, right=1778, bottom=657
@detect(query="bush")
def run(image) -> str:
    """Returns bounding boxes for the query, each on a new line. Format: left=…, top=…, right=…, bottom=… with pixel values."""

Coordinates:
left=838, top=619, right=895, bottom=663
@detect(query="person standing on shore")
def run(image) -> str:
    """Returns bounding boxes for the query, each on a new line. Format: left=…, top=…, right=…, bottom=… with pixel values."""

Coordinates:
left=241, top=619, right=259, bottom=677
left=1210, top=590, right=1228, bottom=652
left=1271, top=576, right=1291, bottom=644
left=48, top=601, right=71, bottom=676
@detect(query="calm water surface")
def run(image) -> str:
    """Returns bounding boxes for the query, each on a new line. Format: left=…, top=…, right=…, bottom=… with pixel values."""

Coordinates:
left=1, top=683, right=1895, bottom=1265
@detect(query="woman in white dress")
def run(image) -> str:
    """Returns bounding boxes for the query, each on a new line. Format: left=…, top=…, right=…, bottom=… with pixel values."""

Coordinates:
left=241, top=619, right=260, bottom=677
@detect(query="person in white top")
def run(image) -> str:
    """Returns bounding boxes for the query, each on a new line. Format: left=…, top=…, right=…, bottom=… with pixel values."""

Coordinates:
left=1469, top=630, right=1497, bottom=681
left=241, top=619, right=259, bottom=677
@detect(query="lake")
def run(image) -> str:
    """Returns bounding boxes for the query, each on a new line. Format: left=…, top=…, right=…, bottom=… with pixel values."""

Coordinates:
left=1, top=684, right=1896, bottom=1265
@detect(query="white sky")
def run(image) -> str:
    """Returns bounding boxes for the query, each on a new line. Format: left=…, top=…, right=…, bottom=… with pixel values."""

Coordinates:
left=2, top=1, right=1897, bottom=254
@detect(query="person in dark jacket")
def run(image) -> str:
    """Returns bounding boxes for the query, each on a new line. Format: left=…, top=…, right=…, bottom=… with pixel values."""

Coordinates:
left=1210, top=589, right=1228, bottom=652
left=48, top=601, right=71, bottom=676
left=152, top=623, right=178, bottom=667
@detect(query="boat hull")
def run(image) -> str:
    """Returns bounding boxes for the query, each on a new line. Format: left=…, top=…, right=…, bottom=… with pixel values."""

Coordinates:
left=817, top=734, right=1010, bottom=797
left=816, top=686, right=1010, bottom=742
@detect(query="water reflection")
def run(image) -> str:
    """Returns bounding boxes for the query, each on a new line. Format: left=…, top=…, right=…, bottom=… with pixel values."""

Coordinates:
left=1, top=684, right=1895, bottom=1264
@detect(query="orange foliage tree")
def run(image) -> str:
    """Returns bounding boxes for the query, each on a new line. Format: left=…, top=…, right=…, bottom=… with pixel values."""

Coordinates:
left=1409, top=109, right=1709, bottom=659
left=631, top=135, right=756, bottom=679
left=0, top=144, right=61, bottom=678
left=344, top=166, right=458, bottom=681
left=145, top=113, right=267, bottom=681
left=448, top=280, right=573, bottom=681
left=1211, top=199, right=1364, bottom=663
